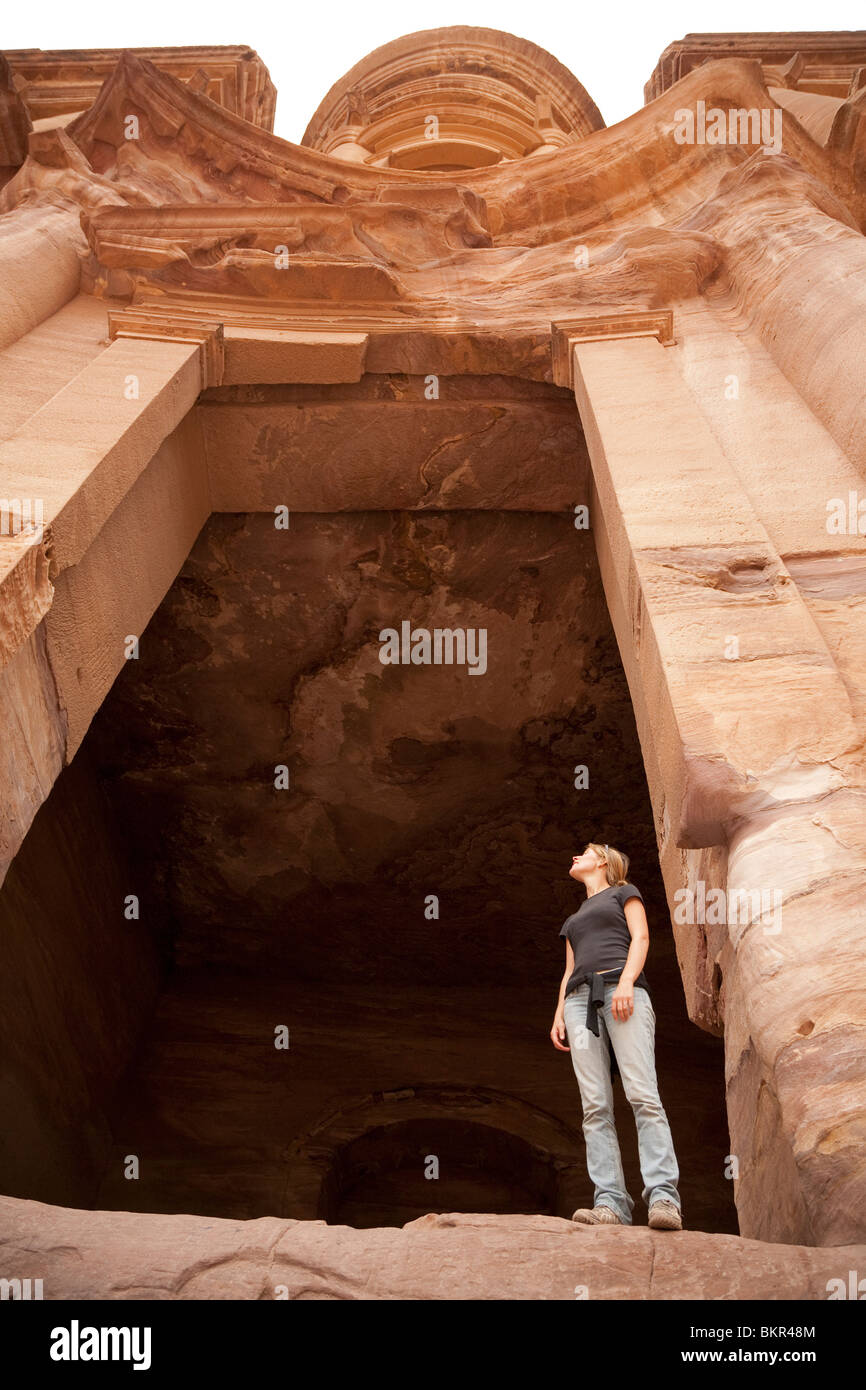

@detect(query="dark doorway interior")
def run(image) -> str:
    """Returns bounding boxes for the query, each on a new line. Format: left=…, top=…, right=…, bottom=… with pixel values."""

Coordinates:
left=0, top=509, right=737, bottom=1233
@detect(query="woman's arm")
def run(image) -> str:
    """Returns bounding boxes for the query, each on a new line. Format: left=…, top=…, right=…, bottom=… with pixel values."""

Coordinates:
left=550, top=940, right=574, bottom=1051
left=611, top=897, right=650, bottom=1022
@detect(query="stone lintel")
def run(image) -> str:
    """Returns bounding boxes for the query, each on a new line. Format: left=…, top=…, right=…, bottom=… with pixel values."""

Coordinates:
left=222, top=328, right=369, bottom=385
left=109, top=307, right=370, bottom=386
left=550, top=310, right=675, bottom=388
left=121, top=291, right=552, bottom=380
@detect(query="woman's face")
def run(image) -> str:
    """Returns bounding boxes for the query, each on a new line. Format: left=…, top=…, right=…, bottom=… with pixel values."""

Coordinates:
left=569, top=846, right=603, bottom=881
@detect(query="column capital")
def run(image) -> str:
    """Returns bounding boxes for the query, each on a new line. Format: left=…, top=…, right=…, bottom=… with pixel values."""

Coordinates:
left=108, top=308, right=225, bottom=389
left=550, top=309, right=675, bottom=388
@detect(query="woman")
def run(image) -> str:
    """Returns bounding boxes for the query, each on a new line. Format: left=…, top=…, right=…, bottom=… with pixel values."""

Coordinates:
left=550, top=842, right=683, bottom=1230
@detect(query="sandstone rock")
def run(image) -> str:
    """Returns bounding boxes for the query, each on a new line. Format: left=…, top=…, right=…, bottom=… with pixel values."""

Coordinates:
left=0, top=1200, right=862, bottom=1300
left=0, top=26, right=865, bottom=1281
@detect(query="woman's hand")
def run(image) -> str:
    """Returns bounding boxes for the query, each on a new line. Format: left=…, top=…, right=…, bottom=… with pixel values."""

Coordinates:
left=611, top=982, right=635, bottom=1023
left=550, top=1012, right=570, bottom=1051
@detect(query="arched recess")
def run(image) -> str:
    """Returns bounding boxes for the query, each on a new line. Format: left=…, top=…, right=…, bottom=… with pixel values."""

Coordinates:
left=302, top=26, right=604, bottom=168
left=279, top=1085, right=587, bottom=1224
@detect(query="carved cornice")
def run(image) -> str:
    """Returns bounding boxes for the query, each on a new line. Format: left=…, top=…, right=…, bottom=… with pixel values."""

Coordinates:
left=127, top=289, right=404, bottom=332
left=82, top=195, right=490, bottom=265
left=5, top=49, right=860, bottom=251
left=646, top=32, right=866, bottom=103
left=828, top=82, right=866, bottom=151
left=0, top=55, right=31, bottom=170
left=3, top=46, right=276, bottom=130
left=550, top=311, right=675, bottom=388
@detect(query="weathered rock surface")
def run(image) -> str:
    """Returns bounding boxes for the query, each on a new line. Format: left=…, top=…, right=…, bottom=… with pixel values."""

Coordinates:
left=89, top=511, right=649, bottom=975
left=0, top=1201, right=861, bottom=1300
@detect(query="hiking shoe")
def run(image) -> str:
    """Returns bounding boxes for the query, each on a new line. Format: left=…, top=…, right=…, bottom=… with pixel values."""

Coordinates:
left=571, top=1204, right=624, bottom=1225
left=648, top=1199, right=683, bottom=1230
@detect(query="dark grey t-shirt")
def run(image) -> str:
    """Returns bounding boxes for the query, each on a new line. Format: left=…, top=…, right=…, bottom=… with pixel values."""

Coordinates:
left=559, top=883, right=650, bottom=998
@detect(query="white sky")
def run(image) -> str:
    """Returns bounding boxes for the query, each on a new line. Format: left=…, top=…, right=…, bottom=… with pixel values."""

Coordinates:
left=4, top=1, right=865, bottom=139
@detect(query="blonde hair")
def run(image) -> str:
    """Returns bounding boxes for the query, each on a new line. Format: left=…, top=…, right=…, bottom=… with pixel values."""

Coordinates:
left=586, top=841, right=629, bottom=886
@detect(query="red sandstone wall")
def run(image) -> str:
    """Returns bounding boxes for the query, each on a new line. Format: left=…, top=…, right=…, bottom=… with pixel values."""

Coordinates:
left=0, top=748, right=161, bottom=1205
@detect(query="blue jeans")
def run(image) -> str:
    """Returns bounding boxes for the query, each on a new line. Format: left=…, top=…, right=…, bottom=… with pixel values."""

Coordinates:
left=563, top=981, right=681, bottom=1223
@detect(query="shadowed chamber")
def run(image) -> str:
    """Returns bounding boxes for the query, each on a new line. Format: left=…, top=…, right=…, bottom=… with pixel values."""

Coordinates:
left=0, top=505, right=736, bottom=1233
left=326, top=1118, right=556, bottom=1228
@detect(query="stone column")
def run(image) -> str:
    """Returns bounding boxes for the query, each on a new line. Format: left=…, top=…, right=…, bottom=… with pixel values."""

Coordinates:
left=558, top=316, right=866, bottom=1244
left=0, top=205, right=82, bottom=353
left=0, top=324, right=220, bottom=887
